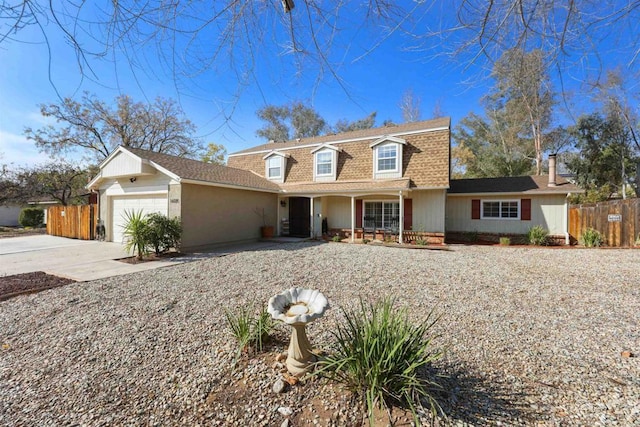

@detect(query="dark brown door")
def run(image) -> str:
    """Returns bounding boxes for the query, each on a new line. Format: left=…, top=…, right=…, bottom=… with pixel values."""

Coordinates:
left=289, top=197, right=310, bottom=237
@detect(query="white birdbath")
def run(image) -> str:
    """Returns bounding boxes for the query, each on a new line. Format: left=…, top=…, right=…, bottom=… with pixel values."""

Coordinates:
left=268, top=288, right=329, bottom=377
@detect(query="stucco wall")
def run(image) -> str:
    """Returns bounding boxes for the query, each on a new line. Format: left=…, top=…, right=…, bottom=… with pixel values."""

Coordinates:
left=446, top=194, right=568, bottom=235
left=180, top=183, right=278, bottom=251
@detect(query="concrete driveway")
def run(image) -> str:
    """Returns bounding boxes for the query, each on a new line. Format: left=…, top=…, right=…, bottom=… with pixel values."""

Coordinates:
left=0, top=235, right=184, bottom=281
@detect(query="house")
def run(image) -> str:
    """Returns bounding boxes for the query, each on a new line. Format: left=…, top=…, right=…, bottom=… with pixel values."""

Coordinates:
left=0, top=204, right=22, bottom=227
left=446, top=155, right=583, bottom=244
left=227, top=117, right=451, bottom=244
left=87, top=147, right=280, bottom=251
left=88, top=119, right=581, bottom=249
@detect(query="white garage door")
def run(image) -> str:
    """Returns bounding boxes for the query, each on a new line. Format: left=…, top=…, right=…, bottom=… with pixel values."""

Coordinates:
left=111, top=195, right=168, bottom=243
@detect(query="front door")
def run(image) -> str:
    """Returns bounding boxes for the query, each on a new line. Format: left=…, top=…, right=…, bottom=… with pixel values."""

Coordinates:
left=289, top=197, right=310, bottom=237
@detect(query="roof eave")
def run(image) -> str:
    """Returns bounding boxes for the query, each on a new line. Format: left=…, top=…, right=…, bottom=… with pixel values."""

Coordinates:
left=180, top=178, right=281, bottom=193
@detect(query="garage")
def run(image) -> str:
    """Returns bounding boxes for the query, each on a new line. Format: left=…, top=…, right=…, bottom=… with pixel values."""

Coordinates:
left=110, top=194, right=168, bottom=243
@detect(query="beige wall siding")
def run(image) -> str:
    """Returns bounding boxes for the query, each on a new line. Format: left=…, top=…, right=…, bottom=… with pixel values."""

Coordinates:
left=446, top=194, right=568, bottom=235
left=314, top=190, right=446, bottom=233
left=168, top=184, right=181, bottom=219
left=411, top=190, right=446, bottom=233
left=102, top=151, right=155, bottom=178
left=180, top=184, right=277, bottom=251
left=227, top=129, right=450, bottom=188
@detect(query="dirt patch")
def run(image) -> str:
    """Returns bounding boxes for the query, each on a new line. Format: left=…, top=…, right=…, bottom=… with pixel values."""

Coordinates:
left=0, top=271, right=76, bottom=301
left=0, top=227, right=47, bottom=239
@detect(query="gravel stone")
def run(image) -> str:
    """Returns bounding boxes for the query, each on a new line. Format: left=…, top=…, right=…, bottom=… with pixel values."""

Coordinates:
left=1, top=242, right=639, bottom=426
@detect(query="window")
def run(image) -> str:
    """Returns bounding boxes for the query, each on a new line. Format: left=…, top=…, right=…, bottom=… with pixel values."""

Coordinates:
left=364, top=201, right=400, bottom=228
left=377, top=144, right=397, bottom=171
left=482, top=200, right=519, bottom=219
left=316, top=151, right=332, bottom=176
left=267, top=156, right=281, bottom=179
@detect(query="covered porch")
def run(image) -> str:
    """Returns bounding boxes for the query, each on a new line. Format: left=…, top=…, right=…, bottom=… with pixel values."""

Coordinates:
left=275, top=179, right=445, bottom=244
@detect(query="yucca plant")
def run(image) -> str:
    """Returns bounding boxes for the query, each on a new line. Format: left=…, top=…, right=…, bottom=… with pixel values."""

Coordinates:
left=317, top=298, right=443, bottom=426
left=121, top=209, right=150, bottom=260
left=527, top=225, right=549, bottom=246
left=580, top=227, right=604, bottom=247
left=224, top=303, right=274, bottom=360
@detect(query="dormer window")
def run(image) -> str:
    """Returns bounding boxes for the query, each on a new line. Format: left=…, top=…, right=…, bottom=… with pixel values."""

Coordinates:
left=263, top=150, right=290, bottom=183
left=376, top=144, right=397, bottom=171
left=316, top=151, right=332, bottom=175
left=311, top=144, right=341, bottom=182
left=267, top=156, right=281, bottom=178
left=370, top=136, right=406, bottom=179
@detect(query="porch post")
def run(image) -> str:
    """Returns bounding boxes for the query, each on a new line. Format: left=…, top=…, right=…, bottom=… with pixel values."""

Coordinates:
left=398, top=191, right=404, bottom=244
left=277, top=197, right=281, bottom=236
left=351, top=196, right=355, bottom=243
left=309, top=197, right=315, bottom=238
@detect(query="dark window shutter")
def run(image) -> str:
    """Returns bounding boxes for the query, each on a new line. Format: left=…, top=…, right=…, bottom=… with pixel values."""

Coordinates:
left=471, top=199, right=480, bottom=219
left=403, top=199, right=413, bottom=230
left=356, top=199, right=363, bottom=228
left=521, top=199, right=531, bottom=221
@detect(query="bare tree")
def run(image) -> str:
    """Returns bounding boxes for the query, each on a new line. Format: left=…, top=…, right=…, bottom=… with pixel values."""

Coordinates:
left=24, top=93, right=202, bottom=162
left=3, top=1, right=639, bottom=104
left=399, top=89, right=422, bottom=123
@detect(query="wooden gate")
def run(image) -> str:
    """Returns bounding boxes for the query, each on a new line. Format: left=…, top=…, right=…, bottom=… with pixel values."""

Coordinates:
left=46, top=204, right=97, bottom=240
left=569, top=199, right=640, bottom=247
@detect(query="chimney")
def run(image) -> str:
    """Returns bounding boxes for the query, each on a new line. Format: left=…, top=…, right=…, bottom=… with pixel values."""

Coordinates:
left=548, top=154, right=557, bottom=187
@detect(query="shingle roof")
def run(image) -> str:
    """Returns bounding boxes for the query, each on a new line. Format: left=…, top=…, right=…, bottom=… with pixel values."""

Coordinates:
left=448, top=175, right=583, bottom=194
left=280, top=178, right=411, bottom=194
left=230, top=117, right=450, bottom=156
left=124, top=147, right=281, bottom=192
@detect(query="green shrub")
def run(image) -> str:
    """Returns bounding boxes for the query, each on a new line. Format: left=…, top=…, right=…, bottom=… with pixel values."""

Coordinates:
left=580, top=228, right=604, bottom=247
left=464, top=230, right=479, bottom=243
left=224, top=304, right=274, bottom=359
left=121, top=209, right=150, bottom=260
left=317, top=298, right=443, bottom=426
left=499, top=237, right=511, bottom=246
left=527, top=225, right=549, bottom=246
left=146, top=213, right=182, bottom=255
left=19, top=208, right=44, bottom=227
left=332, top=234, right=342, bottom=242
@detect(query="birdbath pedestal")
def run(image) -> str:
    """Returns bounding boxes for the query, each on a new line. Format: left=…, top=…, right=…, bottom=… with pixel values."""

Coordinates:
left=268, top=288, right=329, bottom=377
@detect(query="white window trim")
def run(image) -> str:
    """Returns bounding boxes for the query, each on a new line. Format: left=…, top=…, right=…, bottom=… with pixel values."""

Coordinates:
left=311, top=144, right=341, bottom=182
left=480, top=199, right=521, bottom=220
left=314, top=149, right=334, bottom=178
left=373, top=143, right=400, bottom=174
left=363, top=200, right=401, bottom=229
left=266, top=156, right=283, bottom=180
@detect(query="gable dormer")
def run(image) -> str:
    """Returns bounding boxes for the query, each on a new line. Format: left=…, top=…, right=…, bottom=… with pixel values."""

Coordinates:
left=369, top=135, right=406, bottom=179
left=262, top=150, right=290, bottom=183
left=311, top=144, right=342, bottom=182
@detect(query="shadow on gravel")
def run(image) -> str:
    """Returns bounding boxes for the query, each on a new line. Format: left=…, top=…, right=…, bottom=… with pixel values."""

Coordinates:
left=426, top=363, right=540, bottom=425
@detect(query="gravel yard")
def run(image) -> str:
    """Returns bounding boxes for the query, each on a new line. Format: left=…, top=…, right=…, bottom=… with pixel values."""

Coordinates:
left=1, top=242, right=638, bottom=426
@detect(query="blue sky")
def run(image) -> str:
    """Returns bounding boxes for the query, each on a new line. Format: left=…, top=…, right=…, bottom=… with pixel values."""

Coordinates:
left=0, top=1, right=636, bottom=167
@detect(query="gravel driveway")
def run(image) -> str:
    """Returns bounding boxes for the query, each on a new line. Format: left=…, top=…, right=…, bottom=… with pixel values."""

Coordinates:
left=1, top=242, right=638, bottom=426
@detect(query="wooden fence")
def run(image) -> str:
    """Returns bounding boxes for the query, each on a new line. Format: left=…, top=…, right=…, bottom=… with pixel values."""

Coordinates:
left=569, top=199, right=640, bottom=247
left=47, top=204, right=97, bottom=240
